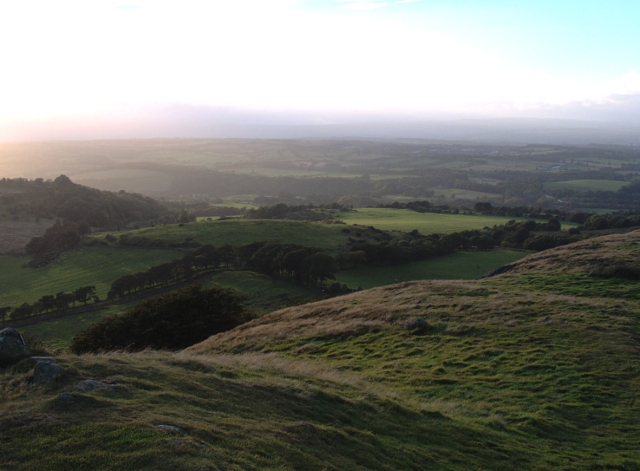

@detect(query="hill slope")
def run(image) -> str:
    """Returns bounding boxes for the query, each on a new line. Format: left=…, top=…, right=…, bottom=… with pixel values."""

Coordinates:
left=2, top=232, right=640, bottom=470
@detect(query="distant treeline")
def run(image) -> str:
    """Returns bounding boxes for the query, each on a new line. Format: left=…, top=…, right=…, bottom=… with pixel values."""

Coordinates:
left=108, top=217, right=579, bottom=302
left=106, top=241, right=336, bottom=300
left=0, top=286, right=97, bottom=322
left=246, top=202, right=350, bottom=221
left=1, top=175, right=165, bottom=227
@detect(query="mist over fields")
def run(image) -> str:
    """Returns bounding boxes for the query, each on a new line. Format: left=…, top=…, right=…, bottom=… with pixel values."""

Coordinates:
left=5, top=113, right=640, bottom=146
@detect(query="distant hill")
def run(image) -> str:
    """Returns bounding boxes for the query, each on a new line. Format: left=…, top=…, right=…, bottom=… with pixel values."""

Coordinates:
left=2, top=231, right=640, bottom=469
left=0, top=175, right=165, bottom=228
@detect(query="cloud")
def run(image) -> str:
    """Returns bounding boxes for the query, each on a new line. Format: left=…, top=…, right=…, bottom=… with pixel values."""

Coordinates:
left=333, top=0, right=419, bottom=10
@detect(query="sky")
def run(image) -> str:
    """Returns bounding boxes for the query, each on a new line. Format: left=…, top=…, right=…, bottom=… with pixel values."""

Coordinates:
left=1, top=0, right=640, bottom=141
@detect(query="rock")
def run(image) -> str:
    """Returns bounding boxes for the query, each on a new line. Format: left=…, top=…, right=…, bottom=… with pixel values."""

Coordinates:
left=0, top=328, right=29, bottom=359
left=406, top=319, right=428, bottom=330
left=30, top=356, right=53, bottom=364
left=56, top=393, right=76, bottom=402
left=33, top=360, right=64, bottom=384
left=155, top=425, right=186, bottom=434
left=74, top=380, right=116, bottom=392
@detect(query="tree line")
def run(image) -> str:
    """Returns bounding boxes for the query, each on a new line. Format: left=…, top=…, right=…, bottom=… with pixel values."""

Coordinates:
left=0, top=286, right=97, bottom=322
left=106, top=241, right=337, bottom=301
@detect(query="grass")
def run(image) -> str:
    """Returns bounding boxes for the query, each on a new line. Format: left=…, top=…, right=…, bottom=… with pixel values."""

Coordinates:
left=335, top=250, right=525, bottom=289
left=100, top=219, right=381, bottom=255
left=2, top=219, right=640, bottom=469
left=18, top=271, right=326, bottom=351
left=0, top=246, right=183, bottom=307
left=338, top=208, right=577, bottom=233
left=545, top=180, right=630, bottom=192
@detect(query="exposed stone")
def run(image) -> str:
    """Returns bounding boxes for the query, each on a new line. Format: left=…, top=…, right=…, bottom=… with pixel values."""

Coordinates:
left=33, top=360, right=64, bottom=384
left=155, top=425, right=186, bottom=434
left=0, top=328, right=29, bottom=359
left=56, top=393, right=76, bottom=402
left=74, top=380, right=116, bottom=392
left=30, top=356, right=53, bottom=364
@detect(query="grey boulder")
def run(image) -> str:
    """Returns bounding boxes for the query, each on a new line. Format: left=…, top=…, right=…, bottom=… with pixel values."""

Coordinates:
left=33, top=358, right=64, bottom=384
left=0, top=328, right=29, bottom=358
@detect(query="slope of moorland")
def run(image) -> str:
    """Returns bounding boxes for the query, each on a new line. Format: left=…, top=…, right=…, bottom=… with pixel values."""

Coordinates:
left=1, top=231, right=640, bottom=470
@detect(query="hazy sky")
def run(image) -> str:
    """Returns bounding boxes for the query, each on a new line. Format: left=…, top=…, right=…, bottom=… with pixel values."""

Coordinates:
left=1, top=0, right=640, bottom=140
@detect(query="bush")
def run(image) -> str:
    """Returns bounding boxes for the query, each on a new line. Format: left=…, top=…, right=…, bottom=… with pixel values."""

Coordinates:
left=70, top=284, right=251, bottom=353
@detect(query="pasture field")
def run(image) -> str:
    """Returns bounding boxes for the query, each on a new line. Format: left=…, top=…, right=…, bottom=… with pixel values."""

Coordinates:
left=104, top=219, right=371, bottom=255
left=545, top=179, right=630, bottom=192
left=20, top=302, right=134, bottom=351
left=0, top=247, right=183, bottom=307
left=20, top=270, right=324, bottom=350
left=335, top=250, right=525, bottom=289
left=338, top=208, right=577, bottom=233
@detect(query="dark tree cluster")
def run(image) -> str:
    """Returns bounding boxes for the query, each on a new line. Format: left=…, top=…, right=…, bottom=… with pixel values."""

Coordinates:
left=71, top=284, right=250, bottom=353
left=579, top=213, right=640, bottom=231
left=25, top=220, right=91, bottom=266
left=246, top=202, right=350, bottom=221
left=0, top=286, right=97, bottom=323
left=236, top=241, right=336, bottom=286
left=0, top=175, right=165, bottom=227
left=106, top=244, right=236, bottom=299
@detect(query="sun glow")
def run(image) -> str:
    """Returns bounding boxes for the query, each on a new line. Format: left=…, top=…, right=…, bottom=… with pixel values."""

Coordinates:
left=0, top=1, right=639, bottom=140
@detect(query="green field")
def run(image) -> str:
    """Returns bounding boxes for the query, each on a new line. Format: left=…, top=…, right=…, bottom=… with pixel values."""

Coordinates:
left=20, top=270, right=324, bottom=350
left=335, top=250, right=525, bottom=289
left=3, top=229, right=640, bottom=470
left=106, top=220, right=368, bottom=255
left=0, top=247, right=183, bottom=307
left=545, top=180, right=630, bottom=192
left=338, top=208, right=576, bottom=233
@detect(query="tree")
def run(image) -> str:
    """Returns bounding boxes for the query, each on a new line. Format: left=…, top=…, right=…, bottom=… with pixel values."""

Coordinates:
left=10, top=303, right=33, bottom=320
left=0, top=306, right=12, bottom=323
left=73, top=286, right=96, bottom=306
left=304, top=253, right=336, bottom=286
left=55, top=292, right=76, bottom=310
left=71, top=284, right=251, bottom=353
left=38, top=295, right=56, bottom=313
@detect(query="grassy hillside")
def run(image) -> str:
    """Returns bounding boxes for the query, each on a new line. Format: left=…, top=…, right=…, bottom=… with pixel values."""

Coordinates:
left=19, top=271, right=325, bottom=351
left=0, top=247, right=183, bottom=307
left=338, top=208, right=578, bottom=233
left=100, top=219, right=375, bottom=255
left=2, top=232, right=640, bottom=469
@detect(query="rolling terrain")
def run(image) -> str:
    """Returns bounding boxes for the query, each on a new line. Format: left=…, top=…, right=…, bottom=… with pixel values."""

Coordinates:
left=2, top=231, right=639, bottom=469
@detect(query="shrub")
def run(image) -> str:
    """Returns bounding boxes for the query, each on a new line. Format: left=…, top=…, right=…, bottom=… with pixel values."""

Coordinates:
left=70, top=284, right=251, bottom=353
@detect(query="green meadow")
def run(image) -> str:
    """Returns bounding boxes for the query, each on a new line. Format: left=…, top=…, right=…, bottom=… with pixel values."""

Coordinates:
left=335, top=250, right=525, bottom=289
left=20, top=270, right=325, bottom=350
left=338, top=208, right=577, bottom=233
left=104, top=219, right=365, bottom=255
left=545, top=179, right=630, bottom=192
left=0, top=247, right=183, bottom=307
